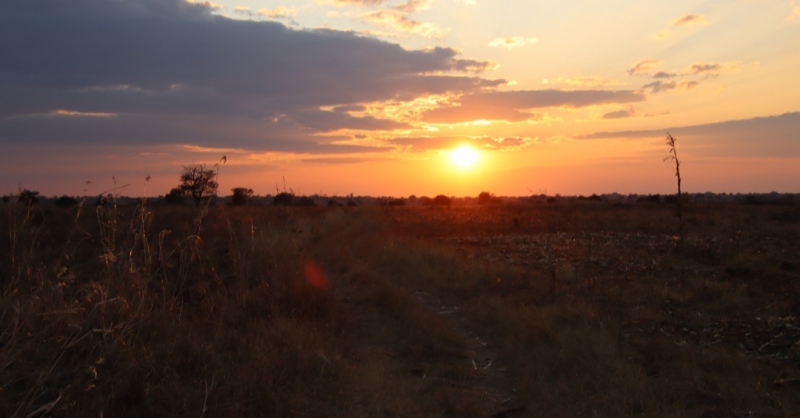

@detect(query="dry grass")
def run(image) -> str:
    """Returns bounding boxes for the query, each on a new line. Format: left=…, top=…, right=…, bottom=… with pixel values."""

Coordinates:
left=2, top=197, right=799, bottom=416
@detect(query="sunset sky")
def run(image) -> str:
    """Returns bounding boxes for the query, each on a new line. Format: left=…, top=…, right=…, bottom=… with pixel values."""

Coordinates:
left=2, top=0, right=799, bottom=198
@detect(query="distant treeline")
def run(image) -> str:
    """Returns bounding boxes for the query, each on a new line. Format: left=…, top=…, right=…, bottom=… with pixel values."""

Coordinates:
left=4, top=190, right=799, bottom=208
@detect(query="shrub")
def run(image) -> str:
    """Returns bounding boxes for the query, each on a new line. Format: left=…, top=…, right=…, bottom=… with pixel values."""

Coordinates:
left=231, top=187, right=254, bottom=206
left=54, top=195, right=79, bottom=208
left=273, top=192, right=294, bottom=206
left=433, top=195, right=451, bottom=206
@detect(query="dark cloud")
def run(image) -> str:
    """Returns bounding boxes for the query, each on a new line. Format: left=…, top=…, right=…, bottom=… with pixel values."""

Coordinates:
left=0, top=0, right=502, bottom=151
left=576, top=112, right=800, bottom=158
left=422, top=90, right=644, bottom=123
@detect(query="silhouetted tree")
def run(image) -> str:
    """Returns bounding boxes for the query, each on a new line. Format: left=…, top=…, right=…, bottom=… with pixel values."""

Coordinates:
left=273, top=192, right=294, bottom=206
left=433, top=195, right=451, bottom=206
left=18, top=189, right=40, bottom=206
left=179, top=164, right=218, bottom=207
left=231, top=187, right=254, bottom=206
left=478, top=191, right=493, bottom=205
left=165, top=187, right=185, bottom=205
left=54, top=195, right=79, bottom=208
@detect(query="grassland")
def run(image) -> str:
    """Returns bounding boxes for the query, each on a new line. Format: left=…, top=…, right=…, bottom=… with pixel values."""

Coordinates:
left=2, top=197, right=799, bottom=417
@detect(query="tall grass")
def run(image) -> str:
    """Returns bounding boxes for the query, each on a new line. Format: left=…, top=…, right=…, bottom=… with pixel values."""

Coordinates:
left=3, top=195, right=799, bottom=416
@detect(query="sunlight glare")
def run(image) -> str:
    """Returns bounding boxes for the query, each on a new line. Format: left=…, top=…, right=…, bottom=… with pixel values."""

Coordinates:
left=450, top=145, right=479, bottom=169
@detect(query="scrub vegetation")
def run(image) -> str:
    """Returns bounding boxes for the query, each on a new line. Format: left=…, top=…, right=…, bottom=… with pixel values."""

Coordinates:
left=2, top=190, right=799, bottom=417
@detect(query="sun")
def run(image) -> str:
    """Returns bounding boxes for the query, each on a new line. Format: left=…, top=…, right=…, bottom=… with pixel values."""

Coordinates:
left=450, top=145, right=479, bottom=168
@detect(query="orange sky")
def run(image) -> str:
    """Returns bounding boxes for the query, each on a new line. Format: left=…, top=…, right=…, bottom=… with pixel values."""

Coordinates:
left=1, top=0, right=799, bottom=198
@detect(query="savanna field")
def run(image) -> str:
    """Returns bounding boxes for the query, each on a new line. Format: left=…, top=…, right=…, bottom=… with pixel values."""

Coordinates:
left=2, top=197, right=800, bottom=417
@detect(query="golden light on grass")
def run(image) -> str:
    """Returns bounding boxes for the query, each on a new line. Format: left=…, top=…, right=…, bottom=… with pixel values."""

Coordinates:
left=450, top=145, right=479, bottom=169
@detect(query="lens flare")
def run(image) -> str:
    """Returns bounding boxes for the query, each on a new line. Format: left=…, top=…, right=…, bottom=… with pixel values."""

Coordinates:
left=303, top=261, right=328, bottom=290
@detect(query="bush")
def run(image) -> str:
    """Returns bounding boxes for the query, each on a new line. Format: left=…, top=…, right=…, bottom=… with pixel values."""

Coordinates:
left=54, top=195, right=79, bottom=208
left=433, top=195, right=451, bottom=206
left=273, top=192, right=294, bottom=206
left=231, top=187, right=254, bottom=206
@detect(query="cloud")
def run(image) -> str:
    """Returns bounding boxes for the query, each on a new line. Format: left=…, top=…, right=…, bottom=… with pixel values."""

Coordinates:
left=394, top=0, right=433, bottom=12
left=318, top=0, right=387, bottom=6
left=0, top=0, right=504, bottom=151
left=642, top=80, right=698, bottom=94
left=488, top=36, right=538, bottom=49
left=321, top=0, right=444, bottom=38
left=422, top=90, right=645, bottom=123
left=670, top=14, right=709, bottom=27
left=332, top=104, right=368, bottom=113
left=576, top=112, right=800, bottom=158
left=654, top=13, right=710, bottom=40
left=628, top=59, right=663, bottom=76
left=791, top=7, right=800, bottom=21
left=258, top=6, right=299, bottom=19
left=602, top=107, right=635, bottom=119
left=288, top=109, right=411, bottom=131
left=356, top=9, right=448, bottom=38
left=389, top=135, right=535, bottom=151
left=689, top=63, right=722, bottom=77
left=653, top=71, right=677, bottom=79
left=546, top=76, right=626, bottom=88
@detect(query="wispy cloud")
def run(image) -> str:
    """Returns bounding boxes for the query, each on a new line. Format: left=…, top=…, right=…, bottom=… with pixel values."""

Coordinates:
left=652, top=71, right=677, bottom=79
left=357, top=9, right=448, bottom=38
left=258, top=6, right=298, bottom=19
left=654, top=13, right=711, bottom=39
left=389, top=135, right=534, bottom=152
left=545, top=76, right=626, bottom=88
left=488, top=36, right=538, bottom=49
left=51, top=110, right=117, bottom=118
left=602, top=107, right=635, bottom=119
left=577, top=112, right=800, bottom=158
left=627, top=59, right=662, bottom=76
left=422, top=90, right=644, bottom=123
left=689, top=63, right=721, bottom=75
left=670, top=14, right=709, bottom=27
left=642, top=80, right=698, bottom=94
left=317, top=0, right=387, bottom=6
left=394, top=0, right=433, bottom=12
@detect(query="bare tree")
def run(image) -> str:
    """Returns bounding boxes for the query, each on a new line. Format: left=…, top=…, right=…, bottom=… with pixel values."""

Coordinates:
left=664, top=133, right=683, bottom=242
left=179, top=164, right=218, bottom=207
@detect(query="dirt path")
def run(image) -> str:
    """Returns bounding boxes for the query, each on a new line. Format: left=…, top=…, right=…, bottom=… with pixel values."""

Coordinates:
left=410, top=290, right=529, bottom=418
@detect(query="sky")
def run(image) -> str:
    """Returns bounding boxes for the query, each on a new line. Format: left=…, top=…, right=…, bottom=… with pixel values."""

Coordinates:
left=1, top=0, right=799, bottom=198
